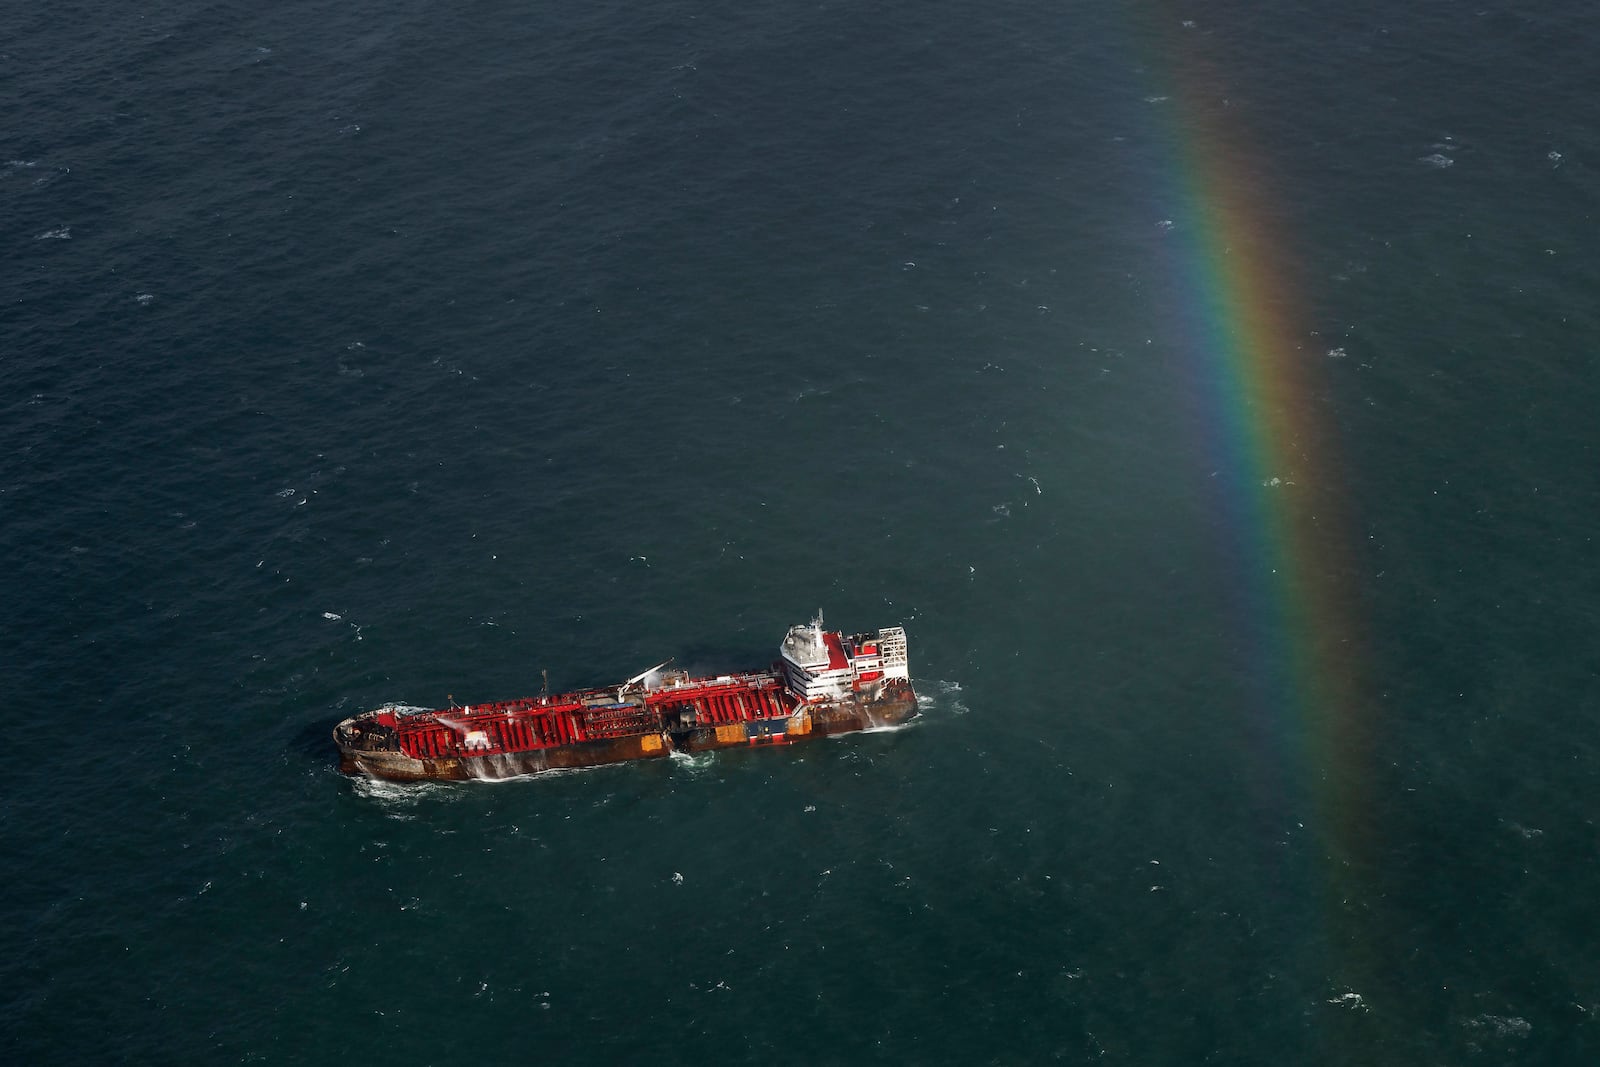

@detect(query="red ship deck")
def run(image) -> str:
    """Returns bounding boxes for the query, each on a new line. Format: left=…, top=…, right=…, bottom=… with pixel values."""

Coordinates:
left=383, top=671, right=798, bottom=762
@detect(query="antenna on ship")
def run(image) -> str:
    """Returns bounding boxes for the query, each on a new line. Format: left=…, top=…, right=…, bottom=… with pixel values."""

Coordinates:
left=541, top=669, right=549, bottom=697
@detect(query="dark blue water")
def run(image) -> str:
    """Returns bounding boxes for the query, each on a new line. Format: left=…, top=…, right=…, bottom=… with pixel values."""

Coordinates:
left=6, top=2, right=1598, bottom=1062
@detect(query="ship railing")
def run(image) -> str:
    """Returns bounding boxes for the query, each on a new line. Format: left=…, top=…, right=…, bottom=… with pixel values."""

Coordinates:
left=637, top=672, right=782, bottom=704
left=578, top=704, right=658, bottom=738
left=433, top=696, right=586, bottom=721
left=876, top=627, right=909, bottom=676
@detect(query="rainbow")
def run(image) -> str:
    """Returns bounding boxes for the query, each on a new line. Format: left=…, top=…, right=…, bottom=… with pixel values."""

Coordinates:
left=1143, top=13, right=1376, bottom=987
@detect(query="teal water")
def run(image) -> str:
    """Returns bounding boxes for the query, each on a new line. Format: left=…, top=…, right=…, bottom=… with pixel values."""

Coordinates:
left=5, top=1, right=1598, bottom=1062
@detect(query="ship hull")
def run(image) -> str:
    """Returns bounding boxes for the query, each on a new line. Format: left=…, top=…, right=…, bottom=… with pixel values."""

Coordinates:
left=337, top=685, right=917, bottom=783
left=340, top=732, right=673, bottom=782
left=335, top=620, right=917, bottom=784
left=671, top=688, right=919, bottom=753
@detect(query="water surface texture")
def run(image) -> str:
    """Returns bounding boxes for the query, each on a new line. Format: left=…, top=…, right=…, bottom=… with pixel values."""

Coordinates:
left=5, top=1, right=1598, bottom=1062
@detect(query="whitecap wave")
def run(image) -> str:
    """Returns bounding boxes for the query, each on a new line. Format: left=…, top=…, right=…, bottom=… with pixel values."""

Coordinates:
left=916, top=678, right=969, bottom=716
left=1464, top=1013, right=1530, bottom=1038
left=668, top=748, right=719, bottom=772
left=349, top=774, right=461, bottom=809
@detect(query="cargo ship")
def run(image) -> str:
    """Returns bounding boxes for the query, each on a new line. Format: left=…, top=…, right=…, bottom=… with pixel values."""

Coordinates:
left=335, top=615, right=917, bottom=781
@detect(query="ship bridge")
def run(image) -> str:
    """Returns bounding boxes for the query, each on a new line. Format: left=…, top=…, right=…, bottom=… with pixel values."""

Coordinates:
left=780, top=614, right=910, bottom=702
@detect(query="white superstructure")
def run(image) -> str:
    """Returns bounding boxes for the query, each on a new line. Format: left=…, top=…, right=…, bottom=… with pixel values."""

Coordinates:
left=779, top=612, right=910, bottom=703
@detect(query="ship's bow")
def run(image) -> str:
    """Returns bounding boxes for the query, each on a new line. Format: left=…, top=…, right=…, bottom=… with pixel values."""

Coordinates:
left=335, top=713, right=436, bottom=780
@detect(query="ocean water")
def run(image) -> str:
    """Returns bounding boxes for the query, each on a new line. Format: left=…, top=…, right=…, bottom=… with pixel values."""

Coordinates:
left=5, top=1, right=1598, bottom=1062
